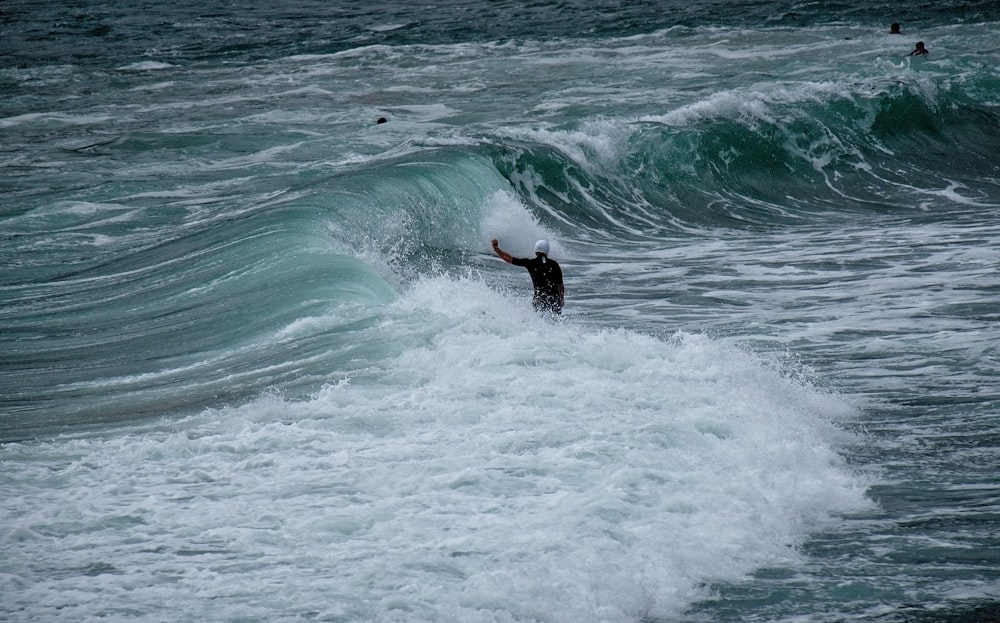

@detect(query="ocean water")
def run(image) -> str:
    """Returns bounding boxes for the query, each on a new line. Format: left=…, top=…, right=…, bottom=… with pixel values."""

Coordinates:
left=2, top=1, right=999, bottom=622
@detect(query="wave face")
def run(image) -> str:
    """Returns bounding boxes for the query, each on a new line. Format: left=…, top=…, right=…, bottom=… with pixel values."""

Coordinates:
left=2, top=2, right=1000, bottom=623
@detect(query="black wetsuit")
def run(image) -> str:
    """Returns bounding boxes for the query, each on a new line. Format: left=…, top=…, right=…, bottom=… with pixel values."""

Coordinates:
left=512, top=254, right=563, bottom=314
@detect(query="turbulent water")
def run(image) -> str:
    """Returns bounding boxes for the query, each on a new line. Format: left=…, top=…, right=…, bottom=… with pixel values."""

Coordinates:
left=3, top=1, right=1000, bottom=622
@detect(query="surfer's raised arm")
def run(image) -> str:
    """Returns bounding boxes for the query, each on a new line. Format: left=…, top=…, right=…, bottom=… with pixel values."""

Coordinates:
left=491, top=238, right=513, bottom=264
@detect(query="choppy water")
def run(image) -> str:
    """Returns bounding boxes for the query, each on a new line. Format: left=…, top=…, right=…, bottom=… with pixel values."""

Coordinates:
left=2, top=1, right=999, bottom=622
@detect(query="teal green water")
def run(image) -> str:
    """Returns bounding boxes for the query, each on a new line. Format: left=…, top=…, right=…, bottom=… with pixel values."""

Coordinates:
left=2, top=2, right=999, bottom=621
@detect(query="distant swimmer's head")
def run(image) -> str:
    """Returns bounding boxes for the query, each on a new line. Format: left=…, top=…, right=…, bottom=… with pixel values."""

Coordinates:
left=889, top=22, right=901, bottom=34
left=535, top=239, right=550, bottom=255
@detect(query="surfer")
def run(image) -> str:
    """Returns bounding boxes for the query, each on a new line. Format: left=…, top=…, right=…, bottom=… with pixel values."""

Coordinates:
left=491, top=238, right=565, bottom=315
left=908, top=41, right=928, bottom=56
left=889, top=22, right=901, bottom=34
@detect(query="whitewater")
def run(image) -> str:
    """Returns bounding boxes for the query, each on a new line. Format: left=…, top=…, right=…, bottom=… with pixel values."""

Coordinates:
left=2, top=1, right=999, bottom=622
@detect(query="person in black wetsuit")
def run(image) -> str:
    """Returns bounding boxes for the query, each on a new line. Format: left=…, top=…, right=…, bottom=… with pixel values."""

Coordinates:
left=491, top=238, right=564, bottom=315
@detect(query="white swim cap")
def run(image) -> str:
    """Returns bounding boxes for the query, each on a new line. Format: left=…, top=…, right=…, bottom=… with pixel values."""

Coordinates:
left=535, top=239, right=549, bottom=255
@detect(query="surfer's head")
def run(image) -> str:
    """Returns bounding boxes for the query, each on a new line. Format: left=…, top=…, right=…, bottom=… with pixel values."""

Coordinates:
left=535, top=239, right=550, bottom=256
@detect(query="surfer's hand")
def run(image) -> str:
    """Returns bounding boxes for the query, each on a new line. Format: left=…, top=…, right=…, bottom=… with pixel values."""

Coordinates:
left=491, top=239, right=499, bottom=249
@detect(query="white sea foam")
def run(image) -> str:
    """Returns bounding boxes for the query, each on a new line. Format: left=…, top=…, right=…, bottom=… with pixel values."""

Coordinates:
left=117, top=61, right=176, bottom=71
left=498, top=119, right=630, bottom=173
left=0, top=111, right=114, bottom=128
left=0, top=274, right=871, bottom=623
left=478, top=190, right=556, bottom=258
left=368, top=23, right=410, bottom=33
